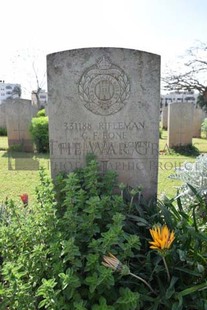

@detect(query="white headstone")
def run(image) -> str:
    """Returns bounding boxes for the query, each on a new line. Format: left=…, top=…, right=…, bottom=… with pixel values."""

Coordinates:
left=6, top=99, right=37, bottom=152
left=0, top=102, right=6, bottom=129
left=193, top=107, right=206, bottom=138
left=168, top=102, right=194, bottom=148
left=47, top=48, right=160, bottom=200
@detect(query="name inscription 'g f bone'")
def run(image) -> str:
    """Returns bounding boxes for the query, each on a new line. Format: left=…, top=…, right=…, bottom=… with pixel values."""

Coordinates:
left=78, top=56, right=130, bottom=116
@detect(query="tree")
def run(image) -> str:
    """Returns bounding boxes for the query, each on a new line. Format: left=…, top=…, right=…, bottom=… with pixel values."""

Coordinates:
left=11, top=48, right=46, bottom=107
left=12, top=84, right=21, bottom=98
left=197, top=93, right=207, bottom=112
left=32, top=87, right=42, bottom=110
left=163, top=41, right=207, bottom=109
left=31, top=61, right=44, bottom=110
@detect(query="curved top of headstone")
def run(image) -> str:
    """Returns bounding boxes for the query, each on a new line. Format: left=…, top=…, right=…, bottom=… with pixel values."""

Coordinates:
left=47, top=47, right=160, bottom=57
left=47, top=47, right=160, bottom=116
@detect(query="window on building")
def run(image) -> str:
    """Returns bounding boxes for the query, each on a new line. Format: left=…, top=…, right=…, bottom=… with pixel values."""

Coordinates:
left=6, top=85, right=12, bottom=89
left=185, top=96, right=195, bottom=101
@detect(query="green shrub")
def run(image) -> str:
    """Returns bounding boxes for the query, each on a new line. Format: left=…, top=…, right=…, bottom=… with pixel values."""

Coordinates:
left=36, top=108, right=46, bottom=118
left=0, top=127, right=7, bottom=136
left=169, top=143, right=200, bottom=157
left=30, top=114, right=49, bottom=153
left=169, top=154, right=207, bottom=207
left=1, top=159, right=207, bottom=309
left=0, top=162, right=140, bottom=309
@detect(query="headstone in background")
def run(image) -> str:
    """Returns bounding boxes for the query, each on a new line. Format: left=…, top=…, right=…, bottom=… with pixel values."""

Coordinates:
left=5, top=99, right=38, bottom=152
left=47, top=48, right=160, bottom=200
left=168, top=102, right=194, bottom=148
left=161, top=106, right=168, bottom=130
left=0, top=102, right=6, bottom=129
left=193, top=107, right=206, bottom=138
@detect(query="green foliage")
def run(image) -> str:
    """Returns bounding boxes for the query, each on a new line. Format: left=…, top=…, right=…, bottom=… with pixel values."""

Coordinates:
left=159, top=127, right=163, bottom=139
left=201, top=118, right=207, bottom=138
left=169, top=143, right=200, bottom=157
left=125, top=193, right=207, bottom=309
left=197, top=94, right=207, bottom=112
left=0, top=127, right=7, bottom=136
left=36, top=108, right=46, bottom=117
left=1, top=158, right=207, bottom=309
left=29, top=112, right=49, bottom=153
left=8, top=143, right=24, bottom=152
left=169, top=154, right=207, bottom=206
left=0, top=161, right=140, bottom=309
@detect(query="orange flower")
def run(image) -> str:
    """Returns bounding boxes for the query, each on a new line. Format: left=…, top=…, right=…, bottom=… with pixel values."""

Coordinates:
left=149, top=224, right=175, bottom=251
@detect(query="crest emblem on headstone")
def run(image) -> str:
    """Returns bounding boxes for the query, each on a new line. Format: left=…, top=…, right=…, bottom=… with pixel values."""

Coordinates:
left=78, top=56, right=130, bottom=115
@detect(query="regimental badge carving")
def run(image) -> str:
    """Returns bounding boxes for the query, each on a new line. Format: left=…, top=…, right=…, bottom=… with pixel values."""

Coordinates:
left=78, top=56, right=130, bottom=115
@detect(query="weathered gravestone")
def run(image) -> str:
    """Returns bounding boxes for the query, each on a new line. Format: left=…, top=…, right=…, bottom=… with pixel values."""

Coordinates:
left=5, top=99, right=37, bottom=152
left=161, top=106, right=168, bottom=130
left=0, top=102, right=6, bottom=129
left=193, top=107, right=206, bottom=138
left=47, top=48, right=160, bottom=200
left=168, top=102, right=194, bottom=148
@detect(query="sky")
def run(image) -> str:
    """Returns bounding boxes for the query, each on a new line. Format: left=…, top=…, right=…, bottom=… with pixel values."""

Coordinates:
left=1, top=0, right=207, bottom=98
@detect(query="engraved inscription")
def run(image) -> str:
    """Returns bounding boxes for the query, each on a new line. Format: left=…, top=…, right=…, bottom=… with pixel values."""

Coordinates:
left=51, top=159, right=158, bottom=174
left=50, top=139, right=159, bottom=157
left=78, top=56, right=130, bottom=115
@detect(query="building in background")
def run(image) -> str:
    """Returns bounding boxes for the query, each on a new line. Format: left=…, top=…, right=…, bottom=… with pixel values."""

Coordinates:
left=0, top=80, right=21, bottom=104
left=161, top=91, right=198, bottom=107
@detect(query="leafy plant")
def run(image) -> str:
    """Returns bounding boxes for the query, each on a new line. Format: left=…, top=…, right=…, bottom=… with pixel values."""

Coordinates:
left=1, top=158, right=207, bottom=309
left=122, top=193, right=207, bottom=309
left=0, top=160, right=140, bottom=309
left=169, top=154, right=207, bottom=206
left=0, top=127, right=7, bottom=136
left=36, top=108, right=46, bottom=117
left=169, top=143, right=200, bottom=157
left=29, top=111, right=49, bottom=153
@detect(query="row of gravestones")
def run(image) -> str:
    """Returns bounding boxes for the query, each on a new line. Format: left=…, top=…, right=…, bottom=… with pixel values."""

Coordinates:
left=161, top=103, right=206, bottom=147
left=1, top=48, right=205, bottom=201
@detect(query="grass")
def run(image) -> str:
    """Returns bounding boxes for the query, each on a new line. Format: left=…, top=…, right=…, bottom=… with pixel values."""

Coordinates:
left=0, top=142, right=50, bottom=205
left=158, top=130, right=207, bottom=198
left=0, top=131, right=206, bottom=204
